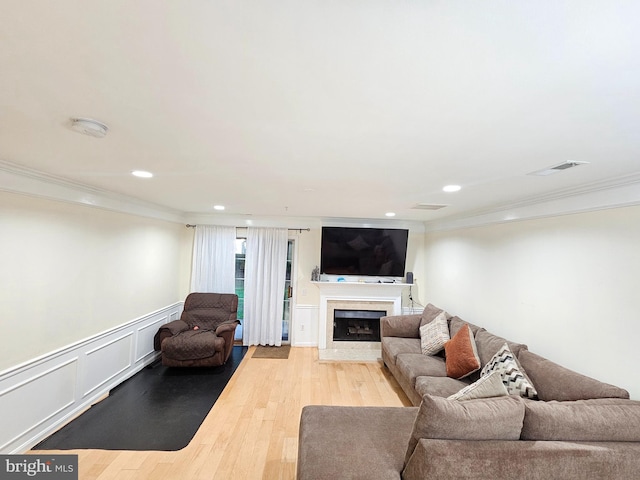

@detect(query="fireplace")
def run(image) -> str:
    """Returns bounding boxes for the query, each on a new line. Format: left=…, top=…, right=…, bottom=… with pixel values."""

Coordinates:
left=313, top=281, right=409, bottom=361
left=333, top=309, right=383, bottom=342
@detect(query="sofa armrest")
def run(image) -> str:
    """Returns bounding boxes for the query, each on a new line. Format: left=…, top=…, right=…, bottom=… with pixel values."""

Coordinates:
left=297, top=405, right=417, bottom=480
left=381, top=314, right=421, bottom=338
left=153, top=320, right=189, bottom=351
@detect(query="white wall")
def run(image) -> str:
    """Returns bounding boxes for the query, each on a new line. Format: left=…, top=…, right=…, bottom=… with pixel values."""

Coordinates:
left=422, top=205, right=640, bottom=399
left=0, top=191, right=192, bottom=371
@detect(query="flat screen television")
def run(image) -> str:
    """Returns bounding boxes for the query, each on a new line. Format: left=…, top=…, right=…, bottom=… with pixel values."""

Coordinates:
left=320, top=227, right=409, bottom=277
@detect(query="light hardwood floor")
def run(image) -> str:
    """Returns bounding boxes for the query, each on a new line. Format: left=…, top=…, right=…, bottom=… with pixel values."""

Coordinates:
left=32, top=347, right=411, bottom=480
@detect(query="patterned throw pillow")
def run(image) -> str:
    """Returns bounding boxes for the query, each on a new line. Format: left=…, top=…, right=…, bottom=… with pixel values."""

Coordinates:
left=419, top=311, right=450, bottom=355
left=481, top=343, right=538, bottom=399
left=444, top=324, right=481, bottom=379
left=447, top=370, right=509, bottom=401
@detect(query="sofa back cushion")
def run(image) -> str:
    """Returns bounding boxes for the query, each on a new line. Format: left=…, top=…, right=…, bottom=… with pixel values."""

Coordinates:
left=449, top=316, right=484, bottom=338
left=404, top=394, right=524, bottom=466
left=475, top=329, right=527, bottom=367
left=521, top=398, right=640, bottom=441
left=420, top=303, right=448, bottom=327
left=518, top=350, right=630, bottom=401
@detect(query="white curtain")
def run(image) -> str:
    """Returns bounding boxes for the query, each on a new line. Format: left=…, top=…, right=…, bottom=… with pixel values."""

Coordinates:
left=243, top=227, right=288, bottom=346
left=190, top=225, right=236, bottom=293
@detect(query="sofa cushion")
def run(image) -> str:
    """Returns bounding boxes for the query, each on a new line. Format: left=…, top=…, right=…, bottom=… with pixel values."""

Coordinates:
left=382, top=337, right=421, bottom=366
left=404, top=394, right=525, bottom=466
left=449, top=316, right=484, bottom=338
left=444, top=324, right=481, bottom=379
left=517, top=349, right=630, bottom=401
left=415, top=375, right=470, bottom=399
left=474, top=329, right=528, bottom=367
left=448, top=370, right=509, bottom=401
left=521, top=398, right=640, bottom=441
left=481, top=343, right=538, bottom=399
left=161, top=330, right=224, bottom=361
left=419, top=303, right=447, bottom=327
left=396, top=353, right=448, bottom=387
left=419, top=311, right=450, bottom=355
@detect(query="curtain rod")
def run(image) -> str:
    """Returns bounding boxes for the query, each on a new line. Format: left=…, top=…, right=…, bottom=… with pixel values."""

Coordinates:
left=186, top=224, right=310, bottom=233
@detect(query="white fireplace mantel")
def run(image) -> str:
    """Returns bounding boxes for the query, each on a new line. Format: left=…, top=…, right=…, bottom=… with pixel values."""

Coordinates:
left=312, top=281, right=410, bottom=350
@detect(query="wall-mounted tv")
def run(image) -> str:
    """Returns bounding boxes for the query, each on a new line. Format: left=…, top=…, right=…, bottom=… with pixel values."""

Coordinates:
left=320, top=227, right=409, bottom=277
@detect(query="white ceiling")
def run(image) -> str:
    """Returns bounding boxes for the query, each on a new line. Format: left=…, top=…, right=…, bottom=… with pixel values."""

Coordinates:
left=2, top=1, right=639, bottom=225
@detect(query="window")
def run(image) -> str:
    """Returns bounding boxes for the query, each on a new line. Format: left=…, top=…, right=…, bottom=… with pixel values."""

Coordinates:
left=234, top=239, right=246, bottom=340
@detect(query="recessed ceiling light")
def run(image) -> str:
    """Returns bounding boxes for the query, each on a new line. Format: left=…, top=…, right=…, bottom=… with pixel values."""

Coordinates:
left=131, top=170, right=153, bottom=178
left=385, top=212, right=396, bottom=217
left=213, top=205, right=225, bottom=211
left=443, top=185, right=461, bottom=193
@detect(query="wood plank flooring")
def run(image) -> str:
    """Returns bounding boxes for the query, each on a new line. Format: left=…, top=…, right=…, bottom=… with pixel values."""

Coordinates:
left=31, top=347, right=411, bottom=480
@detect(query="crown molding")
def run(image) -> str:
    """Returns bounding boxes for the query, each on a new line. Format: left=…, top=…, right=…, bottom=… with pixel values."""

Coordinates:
left=3, top=159, right=639, bottom=232
left=423, top=172, right=640, bottom=233
left=0, top=160, right=185, bottom=224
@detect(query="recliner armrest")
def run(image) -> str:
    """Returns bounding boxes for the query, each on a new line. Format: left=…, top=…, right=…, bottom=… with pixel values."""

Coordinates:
left=154, top=320, right=189, bottom=350
left=215, top=320, right=240, bottom=363
left=215, top=320, right=240, bottom=336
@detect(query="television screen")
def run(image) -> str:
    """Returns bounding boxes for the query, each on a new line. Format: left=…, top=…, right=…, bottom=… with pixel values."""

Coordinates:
left=320, top=227, right=409, bottom=277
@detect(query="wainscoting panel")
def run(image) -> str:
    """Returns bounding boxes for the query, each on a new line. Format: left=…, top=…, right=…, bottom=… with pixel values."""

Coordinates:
left=135, top=315, right=169, bottom=364
left=0, top=302, right=182, bottom=454
left=292, top=305, right=319, bottom=347
left=82, top=333, right=134, bottom=398
left=0, top=358, right=77, bottom=452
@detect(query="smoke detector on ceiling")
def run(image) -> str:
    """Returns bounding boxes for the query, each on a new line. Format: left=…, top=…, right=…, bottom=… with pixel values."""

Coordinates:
left=528, top=161, right=589, bottom=176
left=70, top=117, right=109, bottom=138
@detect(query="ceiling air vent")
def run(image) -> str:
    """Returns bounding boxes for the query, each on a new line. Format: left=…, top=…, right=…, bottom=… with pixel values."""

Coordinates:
left=412, top=203, right=448, bottom=211
left=528, top=161, right=589, bottom=176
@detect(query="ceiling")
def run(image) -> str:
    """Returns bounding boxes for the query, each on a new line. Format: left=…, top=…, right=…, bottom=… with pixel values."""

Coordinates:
left=2, top=1, right=639, bottom=225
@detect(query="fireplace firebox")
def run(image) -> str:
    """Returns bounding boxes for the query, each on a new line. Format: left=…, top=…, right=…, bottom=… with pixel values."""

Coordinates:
left=333, top=309, right=384, bottom=342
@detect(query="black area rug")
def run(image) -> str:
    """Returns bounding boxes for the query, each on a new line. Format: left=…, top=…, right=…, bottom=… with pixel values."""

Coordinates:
left=34, top=346, right=247, bottom=451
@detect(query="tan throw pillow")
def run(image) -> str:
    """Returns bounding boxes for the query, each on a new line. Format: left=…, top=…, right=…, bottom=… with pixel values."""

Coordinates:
left=481, top=343, right=538, bottom=399
left=419, top=311, right=450, bottom=355
left=404, top=394, right=525, bottom=466
left=444, top=324, right=481, bottom=379
left=447, top=370, right=509, bottom=401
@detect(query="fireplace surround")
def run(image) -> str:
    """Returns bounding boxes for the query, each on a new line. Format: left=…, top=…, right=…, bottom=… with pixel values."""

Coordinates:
left=313, top=281, right=409, bottom=361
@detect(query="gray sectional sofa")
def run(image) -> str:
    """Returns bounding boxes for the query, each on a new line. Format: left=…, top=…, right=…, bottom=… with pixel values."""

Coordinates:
left=297, top=304, right=640, bottom=480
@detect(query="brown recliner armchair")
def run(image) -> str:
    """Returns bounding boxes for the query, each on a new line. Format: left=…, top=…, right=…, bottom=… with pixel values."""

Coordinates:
left=154, top=293, right=240, bottom=367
